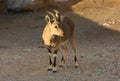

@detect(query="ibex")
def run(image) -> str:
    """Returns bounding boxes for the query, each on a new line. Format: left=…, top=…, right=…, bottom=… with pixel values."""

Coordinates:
left=42, top=10, right=78, bottom=73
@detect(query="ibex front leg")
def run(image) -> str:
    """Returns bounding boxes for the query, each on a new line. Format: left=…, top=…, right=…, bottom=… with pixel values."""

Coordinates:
left=47, top=48, right=53, bottom=71
left=53, top=49, right=58, bottom=73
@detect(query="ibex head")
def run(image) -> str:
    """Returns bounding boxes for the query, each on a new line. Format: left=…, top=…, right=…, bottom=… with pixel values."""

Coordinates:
left=45, top=10, right=63, bottom=37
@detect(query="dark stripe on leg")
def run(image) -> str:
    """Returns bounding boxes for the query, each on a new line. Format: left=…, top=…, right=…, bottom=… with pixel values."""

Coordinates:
left=59, top=55, right=65, bottom=67
left=47, top=48, right=52, bottom=71
left=53, top=49, right=58, bottom=73
left=53, top=49, right=58, bottom=54
left=53, top=49, right=58, bottom=67
left=48, top=48, right=52, bottom=53
left=75, top=56, right=77, bottom=62
left=53, top=56, right=56, bottom=67
left=61, top=55, right=64, bottom=62
left=49, top=56, right=52, bottom=65
left=74, top=56, right=78, bottom=68
left=53, top=56, right=57, bottom=73
left=61, top=55, right=65, bottom=63
left=48, top=48, right=52, bottom=65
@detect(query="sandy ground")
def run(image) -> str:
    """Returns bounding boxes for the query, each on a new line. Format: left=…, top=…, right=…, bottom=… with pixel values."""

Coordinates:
left=0, top=0, right=120, bottom=81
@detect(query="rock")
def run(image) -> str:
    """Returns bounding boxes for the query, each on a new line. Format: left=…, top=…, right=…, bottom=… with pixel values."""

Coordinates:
left=80, top=12, right=83, bottom=15
left=103, top=23, right=110, bottom=27
left=7, top=0, right=45, bottom=11
left=112, top=21, right=115, bottom=24
left=23, top=48, right=31, bottom=52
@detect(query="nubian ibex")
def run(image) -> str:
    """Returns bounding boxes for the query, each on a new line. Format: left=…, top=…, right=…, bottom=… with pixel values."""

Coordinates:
left=42, top=10, right=78, bottom=73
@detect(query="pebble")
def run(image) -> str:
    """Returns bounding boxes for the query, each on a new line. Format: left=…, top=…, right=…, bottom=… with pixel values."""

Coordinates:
left=80, top=12, right=83, bottom=15
left=107, top=21, right=116, bottom=24
left=23, top=48, right=31, bottom=52
left=103, top=23, right=110, bottom=27
left=112, top=21, right=115, bottom=24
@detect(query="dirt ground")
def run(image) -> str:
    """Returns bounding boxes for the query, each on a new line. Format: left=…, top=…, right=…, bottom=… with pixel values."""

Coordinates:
left=0, top=0, right=120, bottom=81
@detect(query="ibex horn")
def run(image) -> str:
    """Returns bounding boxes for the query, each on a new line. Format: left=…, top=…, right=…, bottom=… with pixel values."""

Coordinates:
left=46, top=11, right=56, bottom=21
left=53, top=9, right=61, bottom=22
left=53, top=9, right=59, bottom=13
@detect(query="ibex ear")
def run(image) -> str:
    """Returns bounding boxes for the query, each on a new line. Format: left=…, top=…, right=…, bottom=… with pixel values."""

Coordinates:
left=45, top=15, right=51, bottom=23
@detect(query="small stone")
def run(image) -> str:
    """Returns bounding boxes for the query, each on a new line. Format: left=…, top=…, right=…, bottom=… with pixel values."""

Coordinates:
left=112, top=21, right=115, bottom=24
left=108, top=21, right=112, bottom=24
left=23, top=48, right=31, bottom=52
left=81, top=56, right=84, bottom=58
left=81, top=12, right=83, bottom=15
left=103, top=23, right=110, bottom=27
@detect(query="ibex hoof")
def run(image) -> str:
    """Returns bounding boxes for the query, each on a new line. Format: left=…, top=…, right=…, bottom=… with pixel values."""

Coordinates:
left=53, top=67, right=57, bottom=73
left=53, top=70, right=57, bottom=73
left=75, top=66, right=78, bottom=68
left=59, top=61, right=65, bottom=67
left=47, top=65, right=53, bottom=71
left=59, top=65, right=64, bottom=67
left=47, top=68, right=52, bottom=71
left=75, top=62, right=78, bottom=68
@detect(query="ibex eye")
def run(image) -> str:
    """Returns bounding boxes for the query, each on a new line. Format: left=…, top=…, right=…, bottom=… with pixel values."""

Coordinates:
left=55, top=26, right=57, bottom=28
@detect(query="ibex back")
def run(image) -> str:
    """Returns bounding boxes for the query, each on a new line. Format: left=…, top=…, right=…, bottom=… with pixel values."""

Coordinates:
left=42, top=10, right=78, bottom=73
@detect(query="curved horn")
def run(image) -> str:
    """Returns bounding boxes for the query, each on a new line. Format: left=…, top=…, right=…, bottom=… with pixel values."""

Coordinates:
left=53, top=9, right=59, bottom=13
left=53, top=9, right=61, bottom=22
left=46, top=11, right=56, bottom=21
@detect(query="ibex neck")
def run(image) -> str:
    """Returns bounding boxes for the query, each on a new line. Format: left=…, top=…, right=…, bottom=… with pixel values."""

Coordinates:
left=50, top=35, right=58, bottom=42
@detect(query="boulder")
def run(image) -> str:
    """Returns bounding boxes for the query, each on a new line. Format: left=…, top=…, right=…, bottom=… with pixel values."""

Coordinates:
left=7, top=0, right=45, bottom=11
left=0, top=0, right=7, bottom=13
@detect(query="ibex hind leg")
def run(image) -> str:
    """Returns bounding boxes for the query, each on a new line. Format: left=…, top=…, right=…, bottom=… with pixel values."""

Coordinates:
left=59, top=44, right=67, bottom=67
left=69, top=35, right=78, bottom=68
